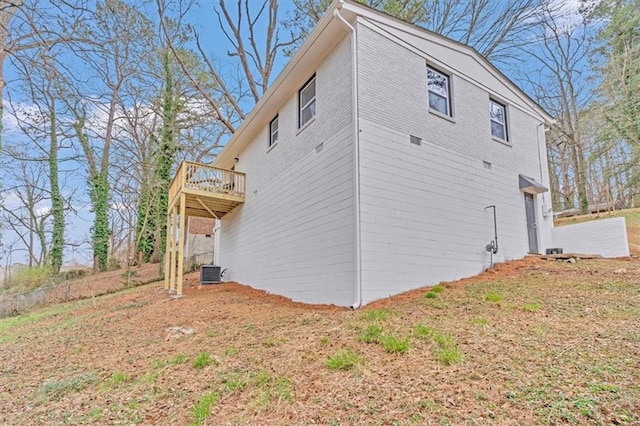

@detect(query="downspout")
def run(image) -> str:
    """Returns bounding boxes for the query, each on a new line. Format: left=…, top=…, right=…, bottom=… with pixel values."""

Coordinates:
left=213, top=219, right=221, bottom=266
left=536, top=123, right=547, bottom=214
left=335, top=3, right=362, bottom=309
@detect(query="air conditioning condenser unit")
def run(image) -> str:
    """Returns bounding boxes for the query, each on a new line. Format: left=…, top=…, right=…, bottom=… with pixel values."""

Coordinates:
left=200, top=265, right=221, bottom=284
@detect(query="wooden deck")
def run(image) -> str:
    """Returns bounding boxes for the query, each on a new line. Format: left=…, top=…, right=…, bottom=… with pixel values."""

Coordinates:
left=168, top=161, right=246, bottom=218
left=165, top=161, right=245, bottom=296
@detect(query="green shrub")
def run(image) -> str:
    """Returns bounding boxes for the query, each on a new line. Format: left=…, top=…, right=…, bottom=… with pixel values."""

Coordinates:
left=424, top=291, right=438, bottom=299
left=6, top=265, right=52, bottom=291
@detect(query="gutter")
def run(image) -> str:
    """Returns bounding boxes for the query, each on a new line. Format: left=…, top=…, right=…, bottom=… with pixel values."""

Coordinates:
left=335, top=1, right=362, bottom=309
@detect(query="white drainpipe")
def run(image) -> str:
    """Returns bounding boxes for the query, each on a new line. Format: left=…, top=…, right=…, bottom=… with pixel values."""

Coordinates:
left=335, top=2, right=362, bottom=309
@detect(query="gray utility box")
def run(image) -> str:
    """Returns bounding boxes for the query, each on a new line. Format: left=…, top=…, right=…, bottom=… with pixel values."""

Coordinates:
left=200, top=265, right=222, bottom=284
left=545, top=248, right=563, bottom=255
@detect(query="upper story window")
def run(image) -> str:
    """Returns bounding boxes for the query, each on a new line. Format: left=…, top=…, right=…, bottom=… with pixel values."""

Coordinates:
left=427, top=66, right=451, bottom=116
left=299, top=74, right=316, bottom=128
left=490, top=99, right=508, bottom=141
left=269, top=115, right=279, bottom=147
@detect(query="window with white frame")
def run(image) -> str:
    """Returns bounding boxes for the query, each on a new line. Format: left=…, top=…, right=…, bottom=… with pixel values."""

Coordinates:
left=269, top=115, right=279, bottom=147
left=427, top=66, right=451, bottom=116
left=490, top=99, right=508, bottom=141
left=298, top=74, right=316, bottom=128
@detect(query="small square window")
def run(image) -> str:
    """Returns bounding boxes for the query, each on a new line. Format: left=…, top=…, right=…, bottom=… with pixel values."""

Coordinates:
left=490, top=99, right=508, bottom=141
left=299, top=74, right=316, bottom=128
left=427, top=66, right=451, bottom=116
left=269, top=115, right=278, bottom=147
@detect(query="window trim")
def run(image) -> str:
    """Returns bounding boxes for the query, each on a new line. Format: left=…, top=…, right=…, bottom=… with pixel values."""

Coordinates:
left=427, top=65, right=452, bottom=117
left=298, top=74, right=316, bottom=129
left=269, top=115, right=279, bottom=147
left=489, top=99, right=508, bottom=142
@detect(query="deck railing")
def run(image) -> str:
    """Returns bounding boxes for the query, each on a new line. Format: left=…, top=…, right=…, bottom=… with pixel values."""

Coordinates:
left=168, top=161, right=246, bottom=207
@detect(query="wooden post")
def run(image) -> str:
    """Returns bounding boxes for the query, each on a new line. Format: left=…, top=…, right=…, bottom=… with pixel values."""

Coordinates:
left=163, top=209, right=172, bottom=290
left=169, top=204, right=178, bottom=293
left=176, top=193, right=187, bottom=296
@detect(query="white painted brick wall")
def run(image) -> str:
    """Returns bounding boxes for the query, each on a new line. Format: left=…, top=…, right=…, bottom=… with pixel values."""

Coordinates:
left=219, top=37, right=356, bottom=306
left=354, top=22, right=555, bottom=304
left=552, top=218, right=629, bottom=257
left=358, top=119, right=548, bottom=304
left=234, top=37, right=353, bottom=196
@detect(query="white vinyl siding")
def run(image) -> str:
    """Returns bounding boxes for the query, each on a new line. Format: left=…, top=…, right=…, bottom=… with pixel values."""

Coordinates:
left=427, top=66, right=451, bottom=116
left=299, top=75, right=316, bottom=128
left=490, top=99, right=508, bottom=141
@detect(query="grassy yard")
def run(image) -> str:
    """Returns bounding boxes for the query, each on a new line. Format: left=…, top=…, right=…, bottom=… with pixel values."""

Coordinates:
left=1, top=256, right=638, bottom=425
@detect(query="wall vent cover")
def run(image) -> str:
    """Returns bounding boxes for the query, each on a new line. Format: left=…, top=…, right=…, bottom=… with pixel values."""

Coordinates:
left=200, top=265, right=221, bottom=284
left=410, top=135, right=422, bottom=145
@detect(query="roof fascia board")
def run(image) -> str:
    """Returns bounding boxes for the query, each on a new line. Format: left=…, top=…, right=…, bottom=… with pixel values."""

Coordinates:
left=213, top=0, right=345, bottom=168
left=341, top=0, right=554, bottom=124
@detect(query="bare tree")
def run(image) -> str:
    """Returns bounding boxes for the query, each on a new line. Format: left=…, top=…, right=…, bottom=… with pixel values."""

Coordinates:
left=0, top=0, right=90, bottom=153
left=63, top=0, right=155, bottom=272
left=285, top=0, right=546, bottom=65
left=157, top=0, right=296, bottom=134
left=0, top=163, right=52, bottom=267
left=523, top=5, right=594, bottom=213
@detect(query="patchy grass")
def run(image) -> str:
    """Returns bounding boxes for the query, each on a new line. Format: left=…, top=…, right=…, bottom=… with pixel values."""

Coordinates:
left=358, top=324, right=384, bottom=343
left=192, top=352, right=214, bottom=369
left=379, top=334, right=410, bottom=353
left=423, top=291, right=438, bottom=299
left=484, top=292, right=503, bottom=303
left=359, top=308, right=397, bottom=322
left=191, top=390, right=220, bottom=426
left=414, top=324, right=463, bottom=365
left=326, top=350, right=363, bottom=370
left=523, top=302, right=542, bottom=312
left=2, top=254, right=640, bottom=424
left=40, top=371, right=98, bottom=400
left=109, top=372, right=131, bottom=386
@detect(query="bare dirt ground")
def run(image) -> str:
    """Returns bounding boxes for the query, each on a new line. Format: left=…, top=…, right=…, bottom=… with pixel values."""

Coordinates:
left=1, top=256, right=639, bottom=425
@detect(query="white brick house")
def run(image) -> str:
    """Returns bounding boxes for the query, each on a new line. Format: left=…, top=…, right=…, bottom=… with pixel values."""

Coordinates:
left=211, top=0, right=557, bottom=307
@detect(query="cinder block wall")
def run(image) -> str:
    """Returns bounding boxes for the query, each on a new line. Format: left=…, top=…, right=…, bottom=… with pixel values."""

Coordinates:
left=552, top=217, right=630, bottom=258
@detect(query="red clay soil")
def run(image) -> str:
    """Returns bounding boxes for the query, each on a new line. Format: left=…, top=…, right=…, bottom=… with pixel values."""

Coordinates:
left=366, top=255, right=545, bottom=308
